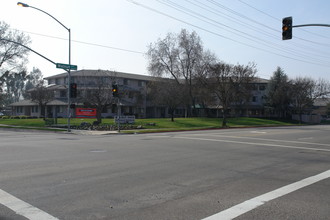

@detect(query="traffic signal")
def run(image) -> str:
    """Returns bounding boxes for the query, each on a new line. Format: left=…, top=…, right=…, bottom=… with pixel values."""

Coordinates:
left=70, top=83, right=77, bottom=98
left=112, top=84, right=118, bottom=97
left=282, top=17, right=292, bottom=40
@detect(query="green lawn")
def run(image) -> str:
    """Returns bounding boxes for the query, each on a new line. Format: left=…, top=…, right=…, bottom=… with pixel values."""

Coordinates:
left=0, top=117, right=298, bottom=132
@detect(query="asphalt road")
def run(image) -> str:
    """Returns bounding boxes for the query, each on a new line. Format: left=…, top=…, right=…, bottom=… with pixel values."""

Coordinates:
left=0, top=125, right=330, bottom=220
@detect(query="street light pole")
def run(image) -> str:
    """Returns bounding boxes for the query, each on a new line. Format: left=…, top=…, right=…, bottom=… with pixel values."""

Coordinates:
left=17, top=2, right=72, bottom=132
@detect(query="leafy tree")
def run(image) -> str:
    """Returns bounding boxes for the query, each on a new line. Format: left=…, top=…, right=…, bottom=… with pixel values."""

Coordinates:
left=206, top=62, right=256, bottom=127
left=23, top=67, right=43, bottom=99
left=265, top=67, right=291, bottom=118
left=147, top=29, right=216, bottom=116
left=1, top=69, right=27, bottom=103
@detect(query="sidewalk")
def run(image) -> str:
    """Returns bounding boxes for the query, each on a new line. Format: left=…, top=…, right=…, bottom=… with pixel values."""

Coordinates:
left=70, top=130, right=120, bottom=135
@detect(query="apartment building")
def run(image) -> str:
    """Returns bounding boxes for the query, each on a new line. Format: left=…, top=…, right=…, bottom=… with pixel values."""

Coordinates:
left=10, top=69, right=269, bottom=119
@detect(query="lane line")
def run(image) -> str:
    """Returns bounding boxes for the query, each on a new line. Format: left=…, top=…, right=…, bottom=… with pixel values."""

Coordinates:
left=202, top=169, right=330, bottom=220
left=213, top=134, right=330, bottom=147
left=0, top=189, right=59, bottom=220
left=185, top=133, right=330, bottom=147
left=174, top=136, right=330, bottom=152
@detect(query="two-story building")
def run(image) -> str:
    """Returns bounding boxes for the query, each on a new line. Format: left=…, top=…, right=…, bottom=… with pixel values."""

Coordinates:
left=10, top=69, right=269, bottom=119
left=10, top=70, right=154, bottom=118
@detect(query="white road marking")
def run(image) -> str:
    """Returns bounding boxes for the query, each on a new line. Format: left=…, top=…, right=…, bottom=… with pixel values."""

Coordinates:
left=216, top=134, right=330, bottom=147
left=202, top=169, right=330, bottom=220
left=0, top=189, right=59, bottom=220
left=250, top=131, right=267, bottom=134
left=298, top=137, right=314, bottom=140
left=174, top=136, right=330, bottom=152
left=185, top=133, right=330, bottom=147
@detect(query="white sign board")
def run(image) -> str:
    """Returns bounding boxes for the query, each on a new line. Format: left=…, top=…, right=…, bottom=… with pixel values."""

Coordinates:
left=114, top=115, right=135, bottom=124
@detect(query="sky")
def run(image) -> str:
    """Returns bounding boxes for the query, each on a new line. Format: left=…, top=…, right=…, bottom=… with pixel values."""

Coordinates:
left=1, top=0, right=330, bottom=81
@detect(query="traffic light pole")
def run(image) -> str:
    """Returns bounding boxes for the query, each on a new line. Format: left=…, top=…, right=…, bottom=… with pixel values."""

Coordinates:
left=293, top=24, right=330, bottom=28
left=117, top=97, right=120, bottom=133
left=283, top=16, right=330, bottom=40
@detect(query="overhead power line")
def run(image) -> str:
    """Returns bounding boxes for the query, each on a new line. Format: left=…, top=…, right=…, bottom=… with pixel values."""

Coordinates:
left=13, top=29, right=145, bottom=55
left=127, top=0, right=330, bottom=68
left=156, top=0, right=330, bottom=64
left=237, top=0, right=330, bottom=40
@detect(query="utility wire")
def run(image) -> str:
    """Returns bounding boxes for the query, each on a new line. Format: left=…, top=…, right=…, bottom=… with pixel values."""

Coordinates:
left=127, top=0, right=330, bottom=68
left=183, top=0, right=330, bottom=59
left=13, top=29, right=145, bottom=55
left=158, top=0, right=330, bottom=64
left=207, top=0, right=330, bottom=47
left=237, top=0, right=330, bottom=40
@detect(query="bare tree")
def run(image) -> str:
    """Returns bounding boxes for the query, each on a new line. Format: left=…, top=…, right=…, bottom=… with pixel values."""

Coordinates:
left=147, top=29, right=216, bottom=116
left=1, top=21, right=30, bottom=105
left=77, top=71, right=116, bottom=123
left=148, top=78, right=185, bottom=121
left=0, top=21, right=30, bottom=75
left=30, top=83, right=54, bottom=118
left=291, top=77, right=330, bottom=123
left=206, top=62, right=256, bottom=127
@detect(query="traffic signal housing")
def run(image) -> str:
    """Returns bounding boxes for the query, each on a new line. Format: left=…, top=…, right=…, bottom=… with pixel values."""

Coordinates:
left=282, top=17, right=292, bottom=40
left=112, top=84, right=118, bottom=97
left=70, top=83, right=77, bottom=98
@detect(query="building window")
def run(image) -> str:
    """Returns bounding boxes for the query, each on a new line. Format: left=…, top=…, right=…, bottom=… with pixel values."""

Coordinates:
left=259, top=85, right=266, bottom=91
left=60, top=90, right=67, bottom=98
left=31, top=106, right=39, bottom=113
left=124, top=79, right=128, bottom=85
left=252, top=96, right=258, bottom=102
left=17, top=106, right=23, bottom=114
left=138, top=81, right=143, bottom=87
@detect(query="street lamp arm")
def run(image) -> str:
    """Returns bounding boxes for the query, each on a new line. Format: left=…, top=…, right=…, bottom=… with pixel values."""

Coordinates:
left=29, top=6, right=70, bottom=31
left=17, top=2, right=70, bottom=31
left=17, top=1, right=72, bottom=132
left=0, top=38, right=56, bottom=65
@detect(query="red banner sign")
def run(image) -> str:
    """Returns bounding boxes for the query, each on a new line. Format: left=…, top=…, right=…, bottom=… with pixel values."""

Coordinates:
left=75, top=108, right=97, bottom=118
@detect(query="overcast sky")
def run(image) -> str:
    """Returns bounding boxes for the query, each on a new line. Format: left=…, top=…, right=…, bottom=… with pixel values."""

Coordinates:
left=2, top=0, right=330, bottom=80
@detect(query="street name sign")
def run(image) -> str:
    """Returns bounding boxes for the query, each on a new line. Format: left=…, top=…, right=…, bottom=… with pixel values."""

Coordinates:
left=56, top=63, right=77, bottom=70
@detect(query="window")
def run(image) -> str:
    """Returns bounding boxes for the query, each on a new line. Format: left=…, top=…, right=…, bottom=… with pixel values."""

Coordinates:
left=55, top=106, right=65, bottom=113
left=124, top=79, right=128, bottom=85
left=259, top=85, right=266, bottom=91
left=60, top=90, right=67, bottom=98
left=138, top=81, right=143, bottom=87
left=32, top=106, right=39, bottom=113
left=17, top=106, right=23, bottom=114
left=252, top=96, right=258, bottom=102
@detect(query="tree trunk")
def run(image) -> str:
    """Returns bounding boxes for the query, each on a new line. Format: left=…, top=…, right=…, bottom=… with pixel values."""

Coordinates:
left=222, top=108, right=228, bottom=127
left=169, top=108, right=175, bottom=122
left=96, top=107, right=102, bottom=123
